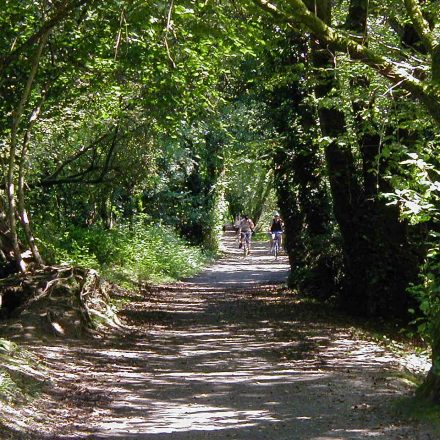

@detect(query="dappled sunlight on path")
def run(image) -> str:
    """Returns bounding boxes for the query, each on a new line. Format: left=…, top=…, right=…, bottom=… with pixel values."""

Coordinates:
left=3, top=232, right=434, bottom=439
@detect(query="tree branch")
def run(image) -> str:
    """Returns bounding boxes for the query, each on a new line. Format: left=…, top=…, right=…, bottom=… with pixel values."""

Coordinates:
left=164, top=0, right=177, bottom=68
left=40, top=168, right=106, bottom=187
left=99, top=125, right=119, bottom=181
left=403, top=0, right=436, bottom=53
left=114, top=7, right=126, bottom=61
left=19, top=97, right=46, bottom=267
left=1, top=0, right=91, bottom=73
left=45, top=131, right=114, bottom=182
left=40, top=125, right=122, bottom=187
left=252, top=0, right=440, bottom=125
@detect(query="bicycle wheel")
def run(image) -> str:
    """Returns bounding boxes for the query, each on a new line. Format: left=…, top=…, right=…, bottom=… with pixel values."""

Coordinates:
left=243, top=233, right=250, bottom=256
left=274, top=239, right=279, bottom=260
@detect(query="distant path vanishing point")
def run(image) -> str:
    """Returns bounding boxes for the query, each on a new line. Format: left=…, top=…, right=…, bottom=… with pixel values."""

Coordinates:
left=186, top=230, right=290, bottom=288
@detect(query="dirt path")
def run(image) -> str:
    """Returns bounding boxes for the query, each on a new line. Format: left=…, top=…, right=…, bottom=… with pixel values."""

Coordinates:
left=2, top=232, right=436, bottom=439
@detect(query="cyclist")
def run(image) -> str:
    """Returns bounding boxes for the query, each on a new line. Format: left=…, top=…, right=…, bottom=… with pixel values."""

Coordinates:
left=238, top=215, right=255, bottom=252
left=269, top=211, right=284, bottom=253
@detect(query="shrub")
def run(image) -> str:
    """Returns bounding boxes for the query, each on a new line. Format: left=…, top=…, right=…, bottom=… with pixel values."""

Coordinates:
left=36, top=216, right=209, bottom=286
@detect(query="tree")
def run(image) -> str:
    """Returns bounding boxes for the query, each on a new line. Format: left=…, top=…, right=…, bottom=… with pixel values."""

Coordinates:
left=252, top=0, right=440, bottom=125
left=0, top=0, right=255, bottom=266
left=251, top=0, right=440, bottom=400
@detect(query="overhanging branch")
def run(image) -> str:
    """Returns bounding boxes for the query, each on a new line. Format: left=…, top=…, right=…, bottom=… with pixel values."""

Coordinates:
left=1, top=0, right=92, bottom=73
left=403, top=0, right=436, bottom=53
left=252, top=0, right=440, bottom=125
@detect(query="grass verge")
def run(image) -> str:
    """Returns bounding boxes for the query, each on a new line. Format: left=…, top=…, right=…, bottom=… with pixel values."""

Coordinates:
left=393, top=396, right=440, bottom=434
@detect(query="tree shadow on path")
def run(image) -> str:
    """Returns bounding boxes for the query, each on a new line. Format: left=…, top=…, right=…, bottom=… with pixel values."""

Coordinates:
left=1, top=233, right=435, bottom=440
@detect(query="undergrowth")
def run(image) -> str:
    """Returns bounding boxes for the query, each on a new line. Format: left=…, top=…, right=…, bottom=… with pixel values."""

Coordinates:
left=393, top=396, right=440, bottom=434
left=0, top=338, right=49, bottom=439
left=37, top=217, right=212, bottom=287
left=0, top=339, right=45, bottom=404
left=252, top=231, right=270, bottom=242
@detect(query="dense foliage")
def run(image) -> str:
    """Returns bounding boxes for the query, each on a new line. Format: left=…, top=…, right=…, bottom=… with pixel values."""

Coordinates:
left=1, top=0, right=440, bottom=402
left=36, top=216, right=210, bottom=285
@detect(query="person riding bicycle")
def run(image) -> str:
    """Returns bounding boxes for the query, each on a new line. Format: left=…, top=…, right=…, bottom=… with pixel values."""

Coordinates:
left=269, top=211, right=284, bottom=252
left=238, top=215, right=255, bottom=251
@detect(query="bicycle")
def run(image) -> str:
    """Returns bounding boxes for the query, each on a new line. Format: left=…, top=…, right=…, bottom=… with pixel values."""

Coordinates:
left=240, top=230, right=251, bottom=257
left=271, top=231, right=282, bottom=260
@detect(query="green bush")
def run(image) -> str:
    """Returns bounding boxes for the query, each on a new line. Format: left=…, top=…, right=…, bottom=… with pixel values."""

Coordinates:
left=36, top=216, right=209, bottom=286
left=408, top=242, right=440, bottom=348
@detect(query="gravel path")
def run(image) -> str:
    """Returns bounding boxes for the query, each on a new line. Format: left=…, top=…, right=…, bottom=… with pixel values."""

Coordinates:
left=2, top=232, right=436, bottom=439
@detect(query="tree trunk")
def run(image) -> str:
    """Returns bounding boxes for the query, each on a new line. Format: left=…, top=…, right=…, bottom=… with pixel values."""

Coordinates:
left=266, top=30, right=335, bottom=294
left=304, top=0, right=419, bottom=318
left=307, top=0, right=369, bottom=307
left=417, top=320, right=440, bottom=402
left=0, top=196, right=18, bottom=272
left=273, top=146, right=304, bottom=280
left=17, top=101, right=45, bottom=267
left=347, top=101, right=421, bottom=317
left=202, top=131, right=225, bottom=251
left=7, top=33, right=49, bottom=273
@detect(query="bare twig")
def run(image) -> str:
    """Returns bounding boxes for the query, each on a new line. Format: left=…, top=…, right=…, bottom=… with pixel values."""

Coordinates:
left=164, top=0, right=177, bottom=68
left=114, top=7, right=126, bottom=61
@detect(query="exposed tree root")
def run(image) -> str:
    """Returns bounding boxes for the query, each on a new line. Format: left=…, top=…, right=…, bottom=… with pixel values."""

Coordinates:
left=0, top=265, right=124, bottom=339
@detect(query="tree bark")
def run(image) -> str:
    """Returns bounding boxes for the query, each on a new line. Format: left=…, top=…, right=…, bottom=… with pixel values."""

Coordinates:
left=348, top=0, right=421, bottom=317
left=305, top=0, right=374, bottom=308
left=202, top=131, right=225, bottom=251
left=0, top=197, right=14, bottom=265
left=403, top=0, right=435, bottom=52
left=273, top=146, right=304, bottom=279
